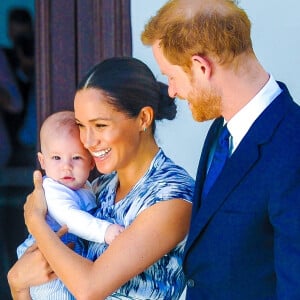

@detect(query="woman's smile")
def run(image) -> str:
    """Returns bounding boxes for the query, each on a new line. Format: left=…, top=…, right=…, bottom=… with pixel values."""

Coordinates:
left=91, top=147, right=112, bottom=158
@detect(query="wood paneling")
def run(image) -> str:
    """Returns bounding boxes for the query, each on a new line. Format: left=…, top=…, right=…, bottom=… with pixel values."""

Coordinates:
left=35, top=0, right=132, bottom=129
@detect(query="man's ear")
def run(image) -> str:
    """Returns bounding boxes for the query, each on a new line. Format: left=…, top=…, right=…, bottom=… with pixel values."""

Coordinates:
left=191, top=55, right=212, bottom=78
left=37, top=152, right=45, bottom=170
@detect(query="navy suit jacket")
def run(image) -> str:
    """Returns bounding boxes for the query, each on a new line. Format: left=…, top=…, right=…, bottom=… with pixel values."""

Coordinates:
left=183, top=82, right=300, bottom=299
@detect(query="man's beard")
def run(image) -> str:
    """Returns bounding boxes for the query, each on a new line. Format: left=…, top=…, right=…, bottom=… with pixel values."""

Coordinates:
left=187, top=85, right=222, bottom=122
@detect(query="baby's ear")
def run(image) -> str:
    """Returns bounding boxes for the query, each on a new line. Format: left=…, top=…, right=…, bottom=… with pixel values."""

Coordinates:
left=37, top=152, right=45, bottom=170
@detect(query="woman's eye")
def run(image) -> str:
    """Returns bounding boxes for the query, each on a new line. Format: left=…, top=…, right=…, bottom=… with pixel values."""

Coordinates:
left=95, top=123, right=106, bottom=128
left=52, top=156, right=60, bottom=160
left=76, top=122, right=84, bottom=128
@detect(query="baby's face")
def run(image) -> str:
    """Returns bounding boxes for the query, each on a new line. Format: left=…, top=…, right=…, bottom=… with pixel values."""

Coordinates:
left=39, top=134, right=94, bottom=190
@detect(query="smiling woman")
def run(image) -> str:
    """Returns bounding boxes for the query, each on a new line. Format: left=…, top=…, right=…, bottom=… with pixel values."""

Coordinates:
left=8, top=56, right=195, bottom=300
left=74, top=87, right=143, bottom=177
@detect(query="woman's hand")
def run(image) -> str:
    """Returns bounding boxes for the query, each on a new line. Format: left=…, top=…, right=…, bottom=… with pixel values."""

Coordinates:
left=24, top=170, right=47, bottom=233
left=7, top=243, right=57, bottom=297
left=8, top=226, right=70, bottom=299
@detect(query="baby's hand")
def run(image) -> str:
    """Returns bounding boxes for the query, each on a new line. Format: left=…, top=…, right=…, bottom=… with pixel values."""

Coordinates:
left=105, top=224, right=125, bottom=244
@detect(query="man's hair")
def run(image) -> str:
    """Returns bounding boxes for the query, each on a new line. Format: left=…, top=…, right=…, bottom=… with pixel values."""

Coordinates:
left=141, top=0, right=253, bottom=69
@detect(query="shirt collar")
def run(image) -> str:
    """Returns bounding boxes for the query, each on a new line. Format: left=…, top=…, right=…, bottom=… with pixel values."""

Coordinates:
left=226, top=74, right=282, bottom=154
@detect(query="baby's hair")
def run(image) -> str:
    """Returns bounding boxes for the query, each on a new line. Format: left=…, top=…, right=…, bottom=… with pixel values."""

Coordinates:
left=39, top=111, right=77, bottom=151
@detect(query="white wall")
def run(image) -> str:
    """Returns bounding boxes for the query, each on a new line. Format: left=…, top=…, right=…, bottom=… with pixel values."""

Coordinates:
left=131, top=0, right=300, bottom=179
left=241, top=0, right=300, bottom=101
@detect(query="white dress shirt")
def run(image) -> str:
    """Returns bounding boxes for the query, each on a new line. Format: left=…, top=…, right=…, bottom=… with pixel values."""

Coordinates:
left=227, top=74, right=282, bottom=155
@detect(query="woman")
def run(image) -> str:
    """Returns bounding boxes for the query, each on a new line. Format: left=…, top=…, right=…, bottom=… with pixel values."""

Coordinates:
left=8, top=57, right=194, bottom=299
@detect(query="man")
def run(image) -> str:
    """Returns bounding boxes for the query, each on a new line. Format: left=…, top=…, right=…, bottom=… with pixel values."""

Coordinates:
left=142, top=0, right=300, bottom=299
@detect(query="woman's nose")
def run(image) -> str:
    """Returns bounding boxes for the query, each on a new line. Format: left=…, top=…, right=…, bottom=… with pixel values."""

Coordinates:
left=82, top=129, right=97, bottom=149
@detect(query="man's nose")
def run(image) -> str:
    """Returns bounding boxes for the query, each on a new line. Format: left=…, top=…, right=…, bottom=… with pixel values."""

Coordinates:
left=168, top=84, right=177, bottom=98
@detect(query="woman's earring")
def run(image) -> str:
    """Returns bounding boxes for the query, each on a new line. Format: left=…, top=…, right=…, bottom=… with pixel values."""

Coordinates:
left=143, top=127, right=147, bottom=132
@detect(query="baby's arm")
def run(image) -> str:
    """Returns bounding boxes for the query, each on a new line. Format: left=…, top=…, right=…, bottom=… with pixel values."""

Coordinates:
left=44, top=178, right=124, bottom=244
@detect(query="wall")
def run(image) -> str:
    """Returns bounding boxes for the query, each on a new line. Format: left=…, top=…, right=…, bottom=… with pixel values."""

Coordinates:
left=1, top=0, right=298, bottom=176
left=131, top=0, right=300, bottom=178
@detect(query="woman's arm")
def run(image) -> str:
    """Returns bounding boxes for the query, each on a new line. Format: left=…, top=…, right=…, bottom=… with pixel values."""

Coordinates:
left=24, top=171, right=192, bottom=300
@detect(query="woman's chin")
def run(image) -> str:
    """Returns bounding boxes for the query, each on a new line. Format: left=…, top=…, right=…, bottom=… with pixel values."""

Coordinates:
left=94, top=160, right=114, bottom=174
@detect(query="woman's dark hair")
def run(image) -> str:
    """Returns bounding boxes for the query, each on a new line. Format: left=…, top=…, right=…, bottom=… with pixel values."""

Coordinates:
left=77, top=57, right=177, bottom=133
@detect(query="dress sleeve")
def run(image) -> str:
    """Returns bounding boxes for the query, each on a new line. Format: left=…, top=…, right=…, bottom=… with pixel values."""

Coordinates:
left=154, top=168, right=195, bottom=204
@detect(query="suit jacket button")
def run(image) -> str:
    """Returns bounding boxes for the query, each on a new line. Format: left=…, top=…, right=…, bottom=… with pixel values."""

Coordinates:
left=187, top=279, right=195, bottom=287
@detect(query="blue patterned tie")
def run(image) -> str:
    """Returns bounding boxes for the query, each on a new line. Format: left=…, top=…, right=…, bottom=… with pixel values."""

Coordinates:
left=202, top=124, right=230, bottom=199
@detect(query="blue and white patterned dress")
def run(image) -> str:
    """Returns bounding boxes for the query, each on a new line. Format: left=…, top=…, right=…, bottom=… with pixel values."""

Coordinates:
left=87, top=149, right=195, bottom=299
left=25, top=149, right=194, bottom=299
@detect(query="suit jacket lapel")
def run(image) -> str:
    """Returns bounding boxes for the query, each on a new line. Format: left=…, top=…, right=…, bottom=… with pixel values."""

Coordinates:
left=186, top=137, right=261, bottom=250
left=185, top=86, right=291, bottom=253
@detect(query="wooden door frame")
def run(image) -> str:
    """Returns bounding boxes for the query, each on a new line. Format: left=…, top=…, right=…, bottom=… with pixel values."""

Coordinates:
left=35, top=0, right=132, bottom=139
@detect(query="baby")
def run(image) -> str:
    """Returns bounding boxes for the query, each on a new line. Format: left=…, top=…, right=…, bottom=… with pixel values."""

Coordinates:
left=17, top=110, right=124, bottom=299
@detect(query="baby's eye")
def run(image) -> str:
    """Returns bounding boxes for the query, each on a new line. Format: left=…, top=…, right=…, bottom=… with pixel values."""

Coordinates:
left=52, top=156, right=61, bottom=160
left=73, top=156, right=82, bottom=160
